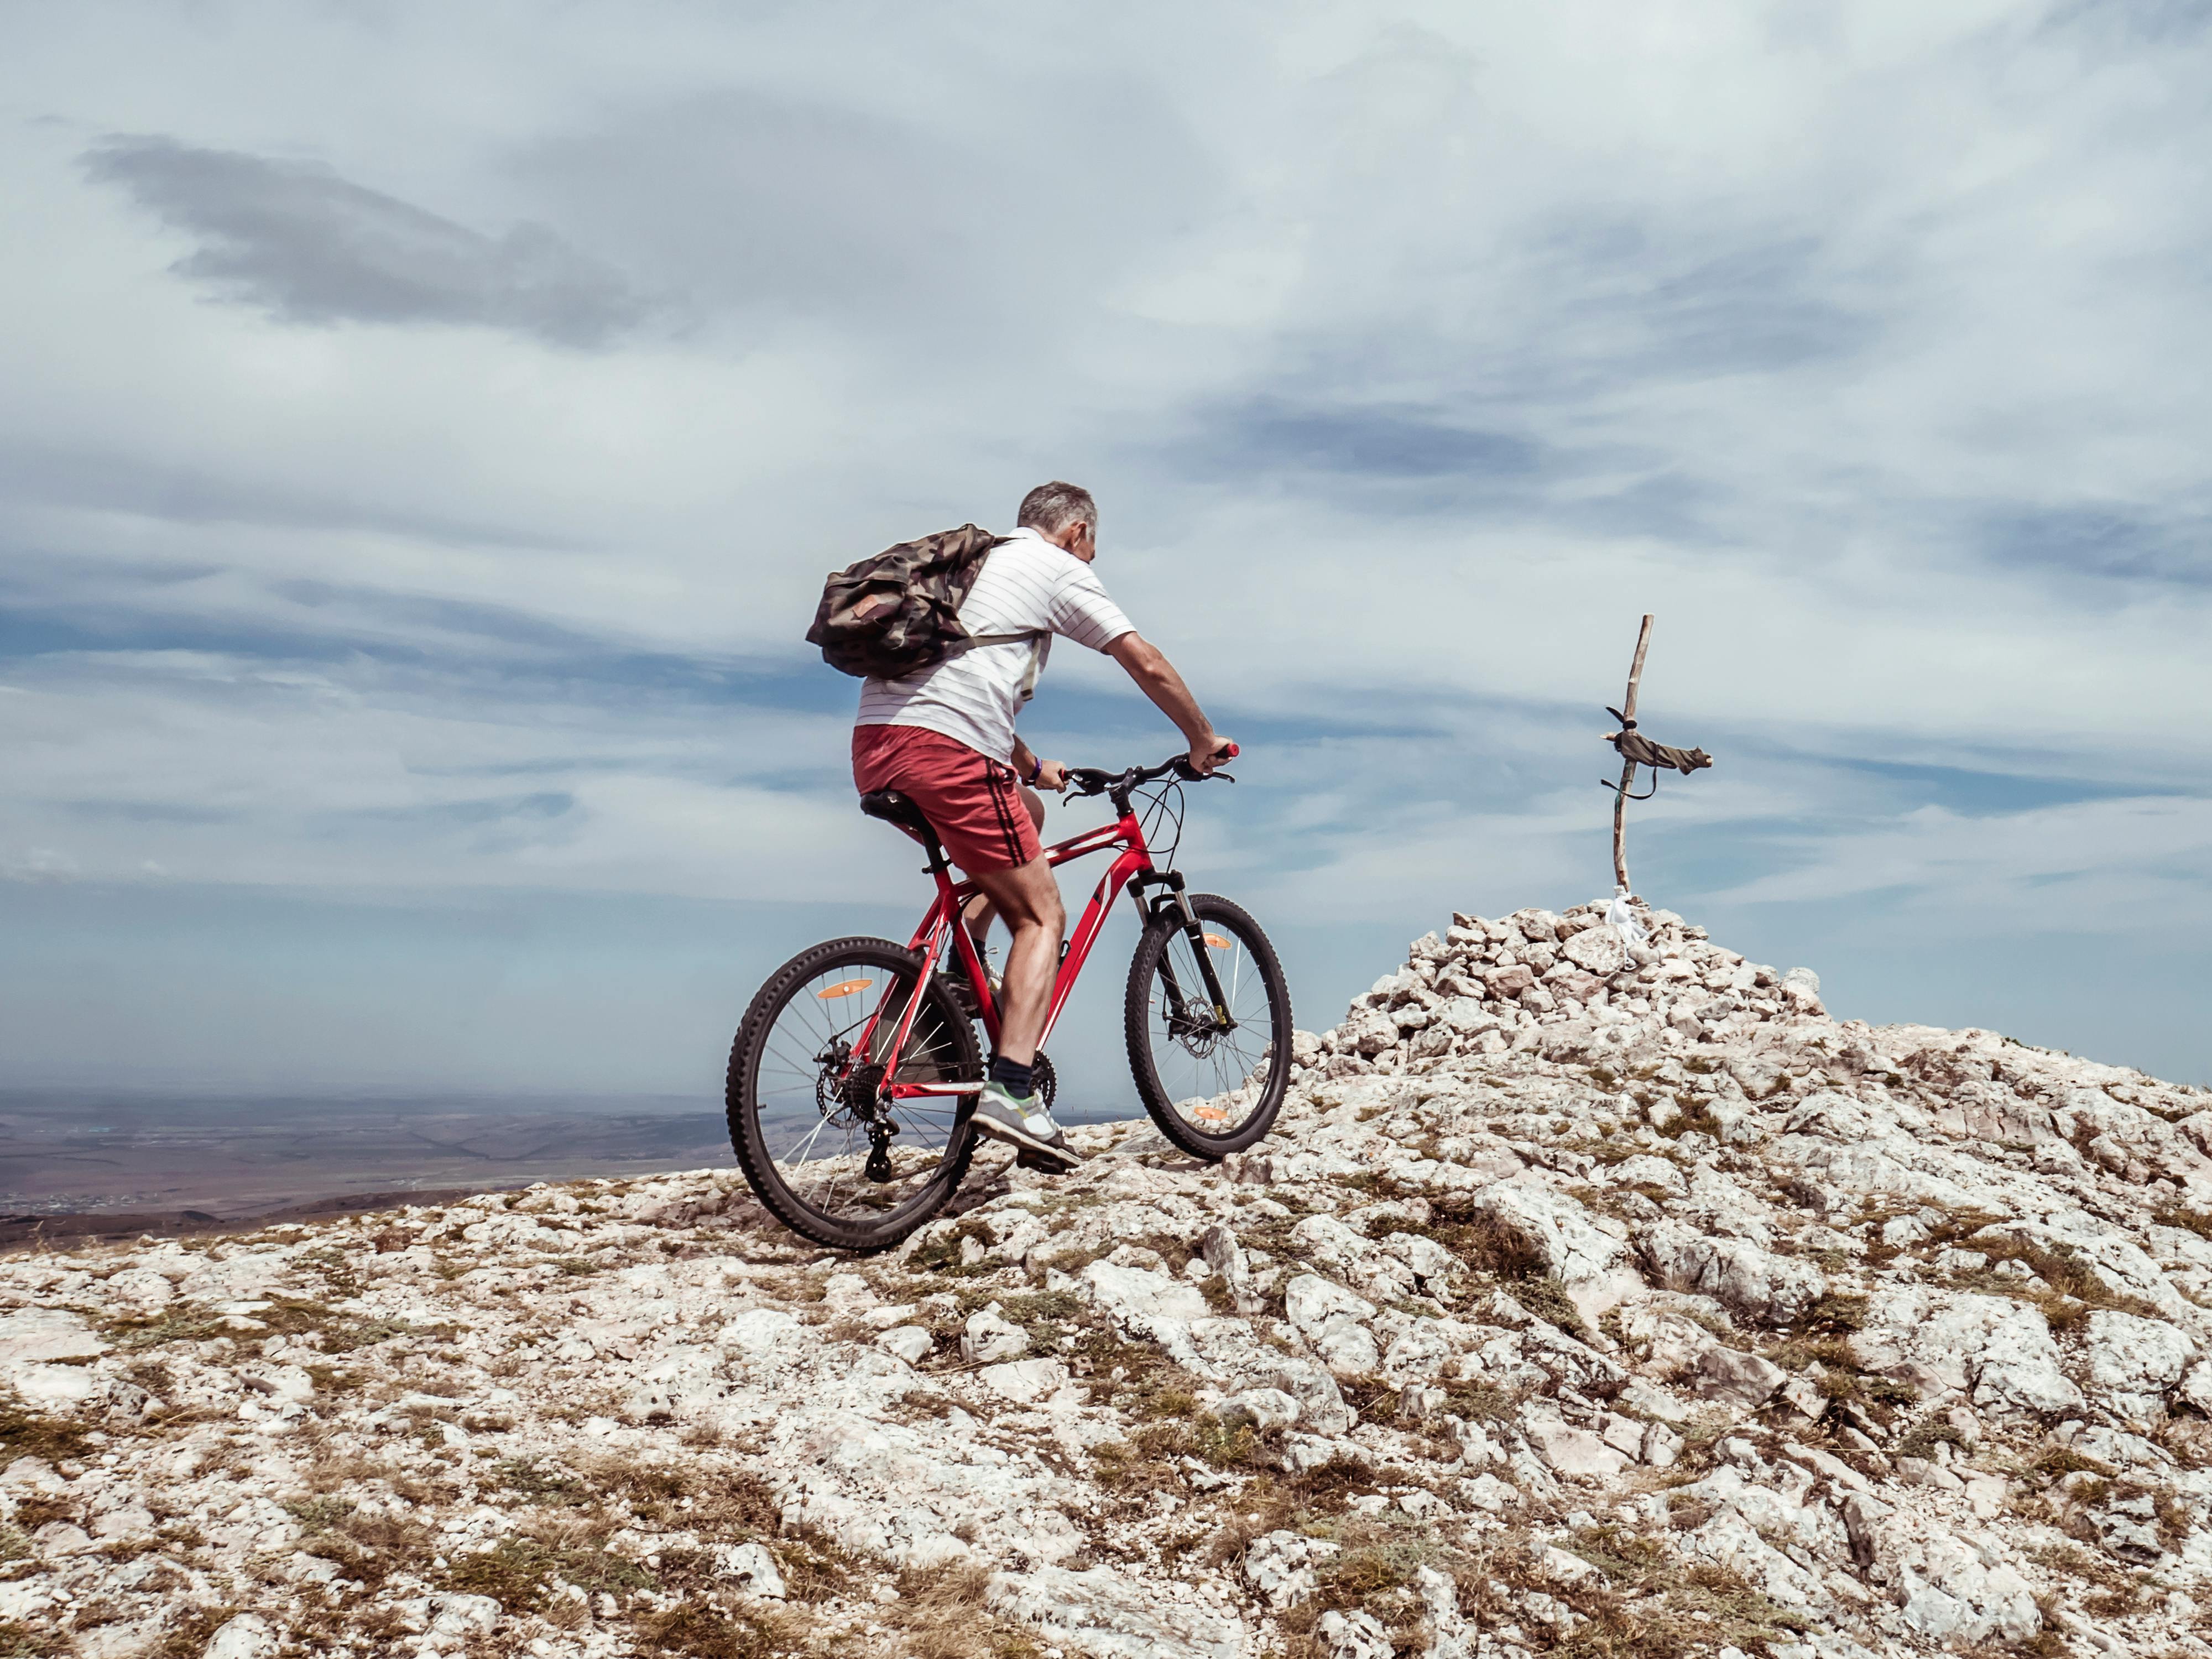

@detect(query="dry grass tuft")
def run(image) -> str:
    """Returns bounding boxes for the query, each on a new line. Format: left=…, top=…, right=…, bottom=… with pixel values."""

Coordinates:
left=144, top=1604, right=241, bottom=1659
left=637, top=1600, right=795, bottom=1659
left=884, top=1562, right=1044, bottom=1658
left=0, top=1621, right=69, bottom=1658
left=0, top=1401, right=91, bottom=1467
left=437, top=1524, right=655, bottom=1612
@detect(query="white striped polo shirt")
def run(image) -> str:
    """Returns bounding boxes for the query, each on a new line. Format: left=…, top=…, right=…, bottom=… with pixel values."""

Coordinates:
left=854, top=526, right=1135, bottom=764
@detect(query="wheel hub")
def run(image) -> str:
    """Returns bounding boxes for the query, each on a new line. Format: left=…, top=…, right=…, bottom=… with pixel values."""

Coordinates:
left=1166, top=999, right=1230, bottom=1056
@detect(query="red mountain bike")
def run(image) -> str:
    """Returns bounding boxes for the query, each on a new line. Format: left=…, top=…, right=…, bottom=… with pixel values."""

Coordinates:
left=726, top=749, right=1292, bottom=1249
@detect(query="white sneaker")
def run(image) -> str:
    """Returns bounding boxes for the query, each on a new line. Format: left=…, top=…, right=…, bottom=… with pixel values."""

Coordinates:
left=972, top=1080, right=1080, bottom=1172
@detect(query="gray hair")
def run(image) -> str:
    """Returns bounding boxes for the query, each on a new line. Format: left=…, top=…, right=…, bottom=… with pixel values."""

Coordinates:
left=1016, top=481, right=1097, bottom=536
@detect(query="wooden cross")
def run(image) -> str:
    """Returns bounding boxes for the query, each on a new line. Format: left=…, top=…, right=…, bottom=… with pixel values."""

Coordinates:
left=1600, top=614, right=1713, bottom=894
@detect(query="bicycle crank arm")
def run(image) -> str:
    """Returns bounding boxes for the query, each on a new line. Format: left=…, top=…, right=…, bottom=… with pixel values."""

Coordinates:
left=884, top=1080, right=991, bottom=1097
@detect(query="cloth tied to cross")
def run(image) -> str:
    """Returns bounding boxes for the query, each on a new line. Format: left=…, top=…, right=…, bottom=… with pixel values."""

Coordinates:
left=1608, top=726, right=1712, bottom=776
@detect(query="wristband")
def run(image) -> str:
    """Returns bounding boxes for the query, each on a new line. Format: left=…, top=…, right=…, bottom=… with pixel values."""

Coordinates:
left=1025, top=756, right=1043, bottom=786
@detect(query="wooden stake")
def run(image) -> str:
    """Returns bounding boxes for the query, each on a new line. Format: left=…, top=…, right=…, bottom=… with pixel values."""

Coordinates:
left=1611, top=614, right=1653, bottom=893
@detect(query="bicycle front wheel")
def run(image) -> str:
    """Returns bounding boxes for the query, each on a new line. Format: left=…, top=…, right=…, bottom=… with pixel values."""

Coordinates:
left=727, top=937, right=983, bottom=1250
left=1124, top=893, right=1292, bottom=1159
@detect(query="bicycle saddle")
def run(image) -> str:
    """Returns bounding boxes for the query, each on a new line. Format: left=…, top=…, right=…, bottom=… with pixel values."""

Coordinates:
left=858, top=789, right=935, bottom=840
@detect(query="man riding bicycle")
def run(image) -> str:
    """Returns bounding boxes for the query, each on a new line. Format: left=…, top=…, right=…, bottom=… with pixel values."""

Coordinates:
left=851, top=481, right=1234, bottom=1172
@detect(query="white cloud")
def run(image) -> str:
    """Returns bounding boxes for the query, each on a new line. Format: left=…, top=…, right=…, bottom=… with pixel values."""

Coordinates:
left=0, top=846, right=77, bottom=884
left=2, top=1, right=2209, bottom=1084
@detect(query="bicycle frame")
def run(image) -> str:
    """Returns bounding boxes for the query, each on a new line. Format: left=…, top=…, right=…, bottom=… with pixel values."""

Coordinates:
left=865, top=797, right=1206, bottom=1102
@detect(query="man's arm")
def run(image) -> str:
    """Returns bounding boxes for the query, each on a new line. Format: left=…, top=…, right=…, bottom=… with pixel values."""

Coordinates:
left=1106, top=634, right=1234, bottom=775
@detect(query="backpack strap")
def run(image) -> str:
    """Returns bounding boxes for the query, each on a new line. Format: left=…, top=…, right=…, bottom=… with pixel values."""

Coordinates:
left=948, top=630, right=1048, bottom=702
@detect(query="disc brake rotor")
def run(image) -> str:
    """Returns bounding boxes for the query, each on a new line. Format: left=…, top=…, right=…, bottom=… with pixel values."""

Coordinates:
left=1166, top=995, right=1226, bottom=1056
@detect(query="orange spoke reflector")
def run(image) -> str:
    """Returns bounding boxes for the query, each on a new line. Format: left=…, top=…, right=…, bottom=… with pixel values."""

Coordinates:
left=1192, top=1104, right=1230, bottom=1123
left=1202, top=933, right=1233, bottom=950
left=816, top=978, right=874, bottom=999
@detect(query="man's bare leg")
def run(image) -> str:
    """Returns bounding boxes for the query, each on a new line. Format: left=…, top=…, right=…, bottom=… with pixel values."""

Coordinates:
left=964, top=852, right=1062, bottom=1067
left=961, top=786, right=1048, bottom=954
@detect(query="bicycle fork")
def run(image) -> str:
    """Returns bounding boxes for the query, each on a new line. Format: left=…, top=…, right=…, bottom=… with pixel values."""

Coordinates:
left=1135, top=871, right=1237, bottom=1035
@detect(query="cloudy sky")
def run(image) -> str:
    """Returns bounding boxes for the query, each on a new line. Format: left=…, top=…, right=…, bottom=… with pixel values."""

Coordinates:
left=3, top=1, right=2208, bottom=1104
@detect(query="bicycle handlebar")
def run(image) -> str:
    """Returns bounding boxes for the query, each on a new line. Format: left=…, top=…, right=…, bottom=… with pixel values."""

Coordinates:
left=1066, top=742, right=1239, bottom=800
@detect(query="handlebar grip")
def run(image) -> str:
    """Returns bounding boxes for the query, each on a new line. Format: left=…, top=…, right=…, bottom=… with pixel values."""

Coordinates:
left=1218, top=742, right=1239, bottom=760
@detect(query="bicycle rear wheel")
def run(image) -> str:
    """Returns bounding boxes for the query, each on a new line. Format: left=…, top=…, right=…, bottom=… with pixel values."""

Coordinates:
left=727, top=937, right=983, bottom=1250
left=1124, top=893, right=1292, bottom=1159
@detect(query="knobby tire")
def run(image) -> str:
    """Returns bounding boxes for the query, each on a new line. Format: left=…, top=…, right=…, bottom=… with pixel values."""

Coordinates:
left=1123, top=893, right=1293, bottom=1159
left=727, top=936, right=982, bottom=1251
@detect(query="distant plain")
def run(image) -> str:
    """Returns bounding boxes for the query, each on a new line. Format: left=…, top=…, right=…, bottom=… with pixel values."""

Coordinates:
left=0, top=1087, right=1139, bottom=1237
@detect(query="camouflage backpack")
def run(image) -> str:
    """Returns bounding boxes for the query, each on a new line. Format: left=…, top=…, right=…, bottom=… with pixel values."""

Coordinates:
left=806, top=524, right=1042, bottom=683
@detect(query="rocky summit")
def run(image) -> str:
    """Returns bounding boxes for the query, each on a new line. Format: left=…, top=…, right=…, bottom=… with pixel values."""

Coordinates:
left=7, top=899, right=2212, bottom=1659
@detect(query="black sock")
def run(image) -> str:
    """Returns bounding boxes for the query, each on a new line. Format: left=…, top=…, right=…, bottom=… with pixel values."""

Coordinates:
left=989, top=1056, right=1034, bottom=1097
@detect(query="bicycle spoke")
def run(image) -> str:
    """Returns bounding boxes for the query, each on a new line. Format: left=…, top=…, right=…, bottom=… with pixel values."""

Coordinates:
left=738, top=942, right=985, bottom=1238
left=1141, top=913, right=1283, bottom=1140
left=782, top=1114, right=835, bottom=1165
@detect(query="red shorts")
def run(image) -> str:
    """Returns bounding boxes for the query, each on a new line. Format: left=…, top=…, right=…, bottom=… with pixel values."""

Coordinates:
left=852, top=724, right=1042, bottom=875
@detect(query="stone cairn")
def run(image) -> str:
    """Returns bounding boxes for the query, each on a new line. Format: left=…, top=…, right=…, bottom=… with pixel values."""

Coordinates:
left=1310, top=898, right=1825, bottom=1080
left=6, top=904, right=2212, bottom=1659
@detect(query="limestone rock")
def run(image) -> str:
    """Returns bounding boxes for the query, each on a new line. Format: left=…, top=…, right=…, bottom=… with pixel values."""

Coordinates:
left=1484, top=965, right=1536, bottom=1000
left=2078, top=1309, right=2195, bottom=1412
left=1313, top=1322, right=1381, bottom=1378
left=961, top=1308, right=1029, bottom=1364
left=1216, top=1387, right=1301, bottom=1431
left=1244, top=1528, right=1337, bottom=1608
left=1870, top=1291, right=2084, bottom=1417
left=979, top=1359, right=1068, bottom=1404
left=394, top=1594, right=502, bottom=1639
left=1637, top=1220, right=1825, bottom=1324
left=1876, top=1517, right=2041, bottom=1645
left=10, top=900, right=2212, bottom=1659
left=2179, top=1358, right=2212, bottom=1414
left=1197, top=1223, right=1265, bottom=1314
left=988, top=1563, right=1246, bottom=1659
left=1317, top=1607, right=1394, bottom=1659
left=1283, top=1273, right=1375, bottom=1341
left=0, top=1308, right=108, bottom=1365
left=1268, top=1356, right=1357, bottom=1434
left=1469, top=1177, right=1624, bottom=1285
left=204, top=1614, right=279, bottom=1659
left=1414, top=1563, right=1473, bottom=1659
left=718, top=1540, right=787, bottom=1598
left=1693, top=1346, right=1787, bottom=1408
left=875, top=1326, right=933, bottom=1365
left=1522, top=1410, right=1631, bottom=1478
left=1079, top=1260, right=1208, bottom=1331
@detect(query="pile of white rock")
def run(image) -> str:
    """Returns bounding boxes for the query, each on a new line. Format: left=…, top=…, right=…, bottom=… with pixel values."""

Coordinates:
left=4, top=902, right=2212, bottom=1659
left=1321, top=900, right=1827, bottom=1072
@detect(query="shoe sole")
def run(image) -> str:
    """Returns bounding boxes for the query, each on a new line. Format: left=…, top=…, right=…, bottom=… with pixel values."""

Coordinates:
left=973, top=1112, right=1081, bottom=1171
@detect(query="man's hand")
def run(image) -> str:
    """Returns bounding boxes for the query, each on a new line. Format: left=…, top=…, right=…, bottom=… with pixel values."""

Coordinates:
left=1187, top=737, right=1237, bottom=777
left=1010, top=740, right=1067, bottom=794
